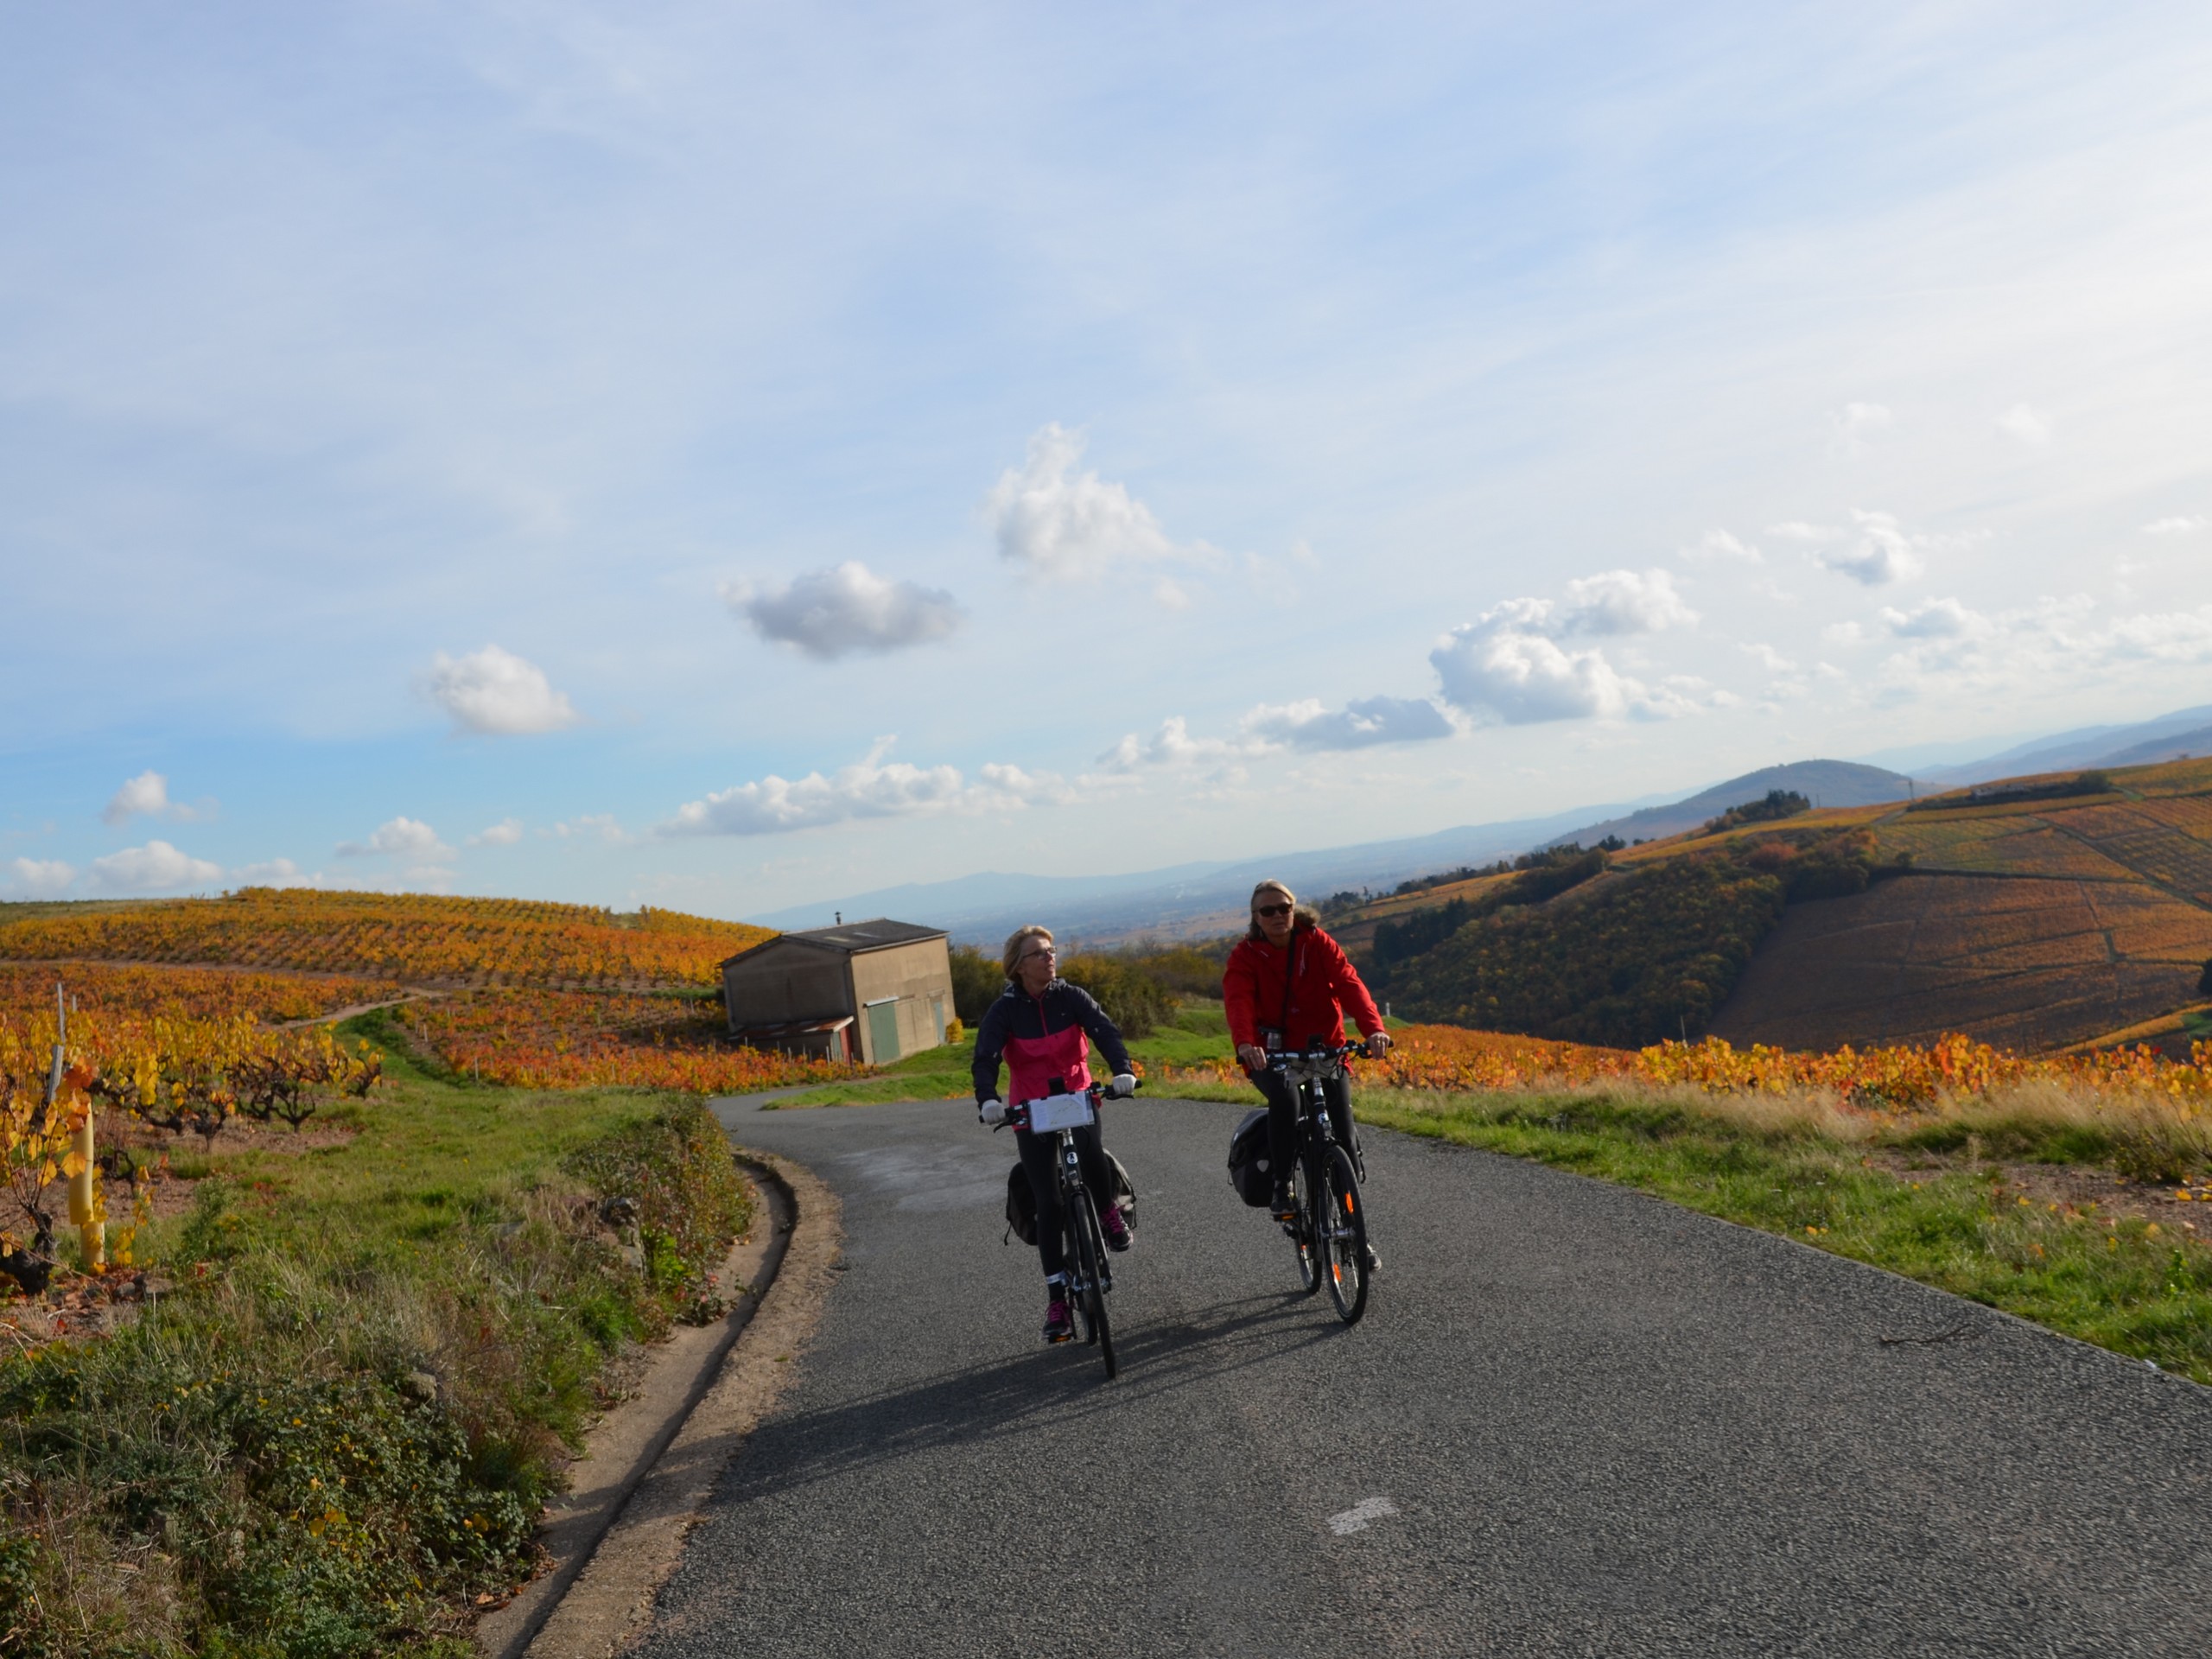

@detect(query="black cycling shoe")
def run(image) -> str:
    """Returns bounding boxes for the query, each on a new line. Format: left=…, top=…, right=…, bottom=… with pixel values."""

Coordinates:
left=1362, top=1244, right=1381, bottom=1275
left=1269, top=1185, right=1298, bottom=1223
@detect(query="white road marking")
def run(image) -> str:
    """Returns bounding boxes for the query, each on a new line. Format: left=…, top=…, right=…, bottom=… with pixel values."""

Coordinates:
left=1328, top=1496, right=1399, bottom=1536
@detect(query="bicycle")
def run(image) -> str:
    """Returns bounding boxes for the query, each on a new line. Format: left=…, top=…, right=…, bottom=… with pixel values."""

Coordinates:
left=1266, top=1040, right=1370, bottom=1325
left=1002, top=1081, right=1128, bottom=1378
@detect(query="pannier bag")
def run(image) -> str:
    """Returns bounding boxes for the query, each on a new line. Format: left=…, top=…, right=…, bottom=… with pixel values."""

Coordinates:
left=1226, top=1109, right=1274, bottom=1207
left=1004, top=1152, right=1139, bottom=1247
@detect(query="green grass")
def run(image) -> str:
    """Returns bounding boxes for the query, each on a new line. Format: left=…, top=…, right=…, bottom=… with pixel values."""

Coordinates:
left=0, top=1011, right=750, bottom=1657
left=772, top=1000, right=1254, bottom=1109
left=1356, top=1089, right=2212, bottom=1385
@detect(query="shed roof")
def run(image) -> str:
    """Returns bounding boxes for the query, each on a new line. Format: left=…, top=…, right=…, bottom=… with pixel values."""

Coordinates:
left=721, top=917, right=948, bottom=969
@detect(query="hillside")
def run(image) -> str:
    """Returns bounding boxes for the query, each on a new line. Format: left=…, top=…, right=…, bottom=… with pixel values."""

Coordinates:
left=1542, top=760, right=1912, bottom=850
left=1330, top=755, right=2212, bottom=1055
left=0, top=888, right=772, bottom=988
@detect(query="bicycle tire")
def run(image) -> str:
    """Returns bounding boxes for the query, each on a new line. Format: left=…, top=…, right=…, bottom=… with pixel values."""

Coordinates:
left=1320, top=1145, right=1370, bottom=1325
left=1069, top=1180, right=1117, bottom=1378
left=1290, top=1147, right=1323, bottom=1296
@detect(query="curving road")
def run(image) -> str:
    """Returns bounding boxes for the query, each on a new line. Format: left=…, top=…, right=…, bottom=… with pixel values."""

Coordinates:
left=631, top=1094, right=2212, bottom=1657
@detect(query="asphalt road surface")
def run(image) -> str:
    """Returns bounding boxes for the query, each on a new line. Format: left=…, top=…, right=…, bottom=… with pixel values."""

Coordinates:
left=634, top=1094, right=2212, bottom=1657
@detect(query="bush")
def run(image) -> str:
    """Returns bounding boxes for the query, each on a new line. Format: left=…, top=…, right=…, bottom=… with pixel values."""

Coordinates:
left=947, top=944, right=1002, bottom=1023
left=1057, top=956, right=1175, bottom=1039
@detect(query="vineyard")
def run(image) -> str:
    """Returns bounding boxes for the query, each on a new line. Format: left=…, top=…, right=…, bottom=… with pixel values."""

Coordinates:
left=397, top=988, right=853, bottom=1094
left=1151, top=1020, right=2212, bottom=1109
left=0, top=888, right=772, bottom=989
left=0, top=961, right=401, bottom=1023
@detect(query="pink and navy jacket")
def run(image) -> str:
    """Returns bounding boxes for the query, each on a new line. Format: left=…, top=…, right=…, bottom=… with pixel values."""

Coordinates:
left=973, top=980, right=1134, bottom=1108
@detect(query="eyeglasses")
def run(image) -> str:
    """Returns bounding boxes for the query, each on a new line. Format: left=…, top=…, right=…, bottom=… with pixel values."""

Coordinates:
left=1254, top=903, right=1293, bottom=918
left=1020, top=946, right=1057, bottom=962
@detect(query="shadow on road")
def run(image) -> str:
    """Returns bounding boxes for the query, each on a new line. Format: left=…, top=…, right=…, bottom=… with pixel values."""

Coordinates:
left=715, top=1290, right=1348, bottom=1505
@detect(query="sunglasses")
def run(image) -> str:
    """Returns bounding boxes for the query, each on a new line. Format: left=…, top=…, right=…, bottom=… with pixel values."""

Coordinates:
left=1254, top=902, right=1293, bottom=918
left=1020, top=946, right=1058, bottom=961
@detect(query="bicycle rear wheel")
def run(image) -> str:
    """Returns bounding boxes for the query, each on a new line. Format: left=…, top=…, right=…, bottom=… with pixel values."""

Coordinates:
left=1290, top=1147, right=1323, bottom=1296
left=1070, top=1182, right=1116, bottom=1379
left=1320, top=1145, right=1370, bottom=1325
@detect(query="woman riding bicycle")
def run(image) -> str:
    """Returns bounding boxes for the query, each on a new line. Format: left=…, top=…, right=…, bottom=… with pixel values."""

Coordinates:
left=1223, top=880, right=1391, bottom=1222
left=974, top=925, right=1139, bottom=1344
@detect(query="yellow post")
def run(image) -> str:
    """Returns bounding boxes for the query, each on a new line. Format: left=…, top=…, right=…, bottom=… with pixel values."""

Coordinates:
left=67, top=1111, right=104, bottom=1271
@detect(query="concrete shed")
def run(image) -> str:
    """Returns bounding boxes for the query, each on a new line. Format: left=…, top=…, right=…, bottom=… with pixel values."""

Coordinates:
left=721, top=918, right=953, bottom=1065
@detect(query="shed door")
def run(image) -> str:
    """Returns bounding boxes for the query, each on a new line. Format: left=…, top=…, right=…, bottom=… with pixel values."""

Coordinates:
left=867, top=998, right=901, bottom=1063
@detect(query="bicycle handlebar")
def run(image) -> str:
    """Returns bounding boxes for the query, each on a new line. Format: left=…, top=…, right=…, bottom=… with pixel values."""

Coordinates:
left=992, top=1077, right=1141, bottom=1131
left=1263, top=1041, right=1363, bottom=1072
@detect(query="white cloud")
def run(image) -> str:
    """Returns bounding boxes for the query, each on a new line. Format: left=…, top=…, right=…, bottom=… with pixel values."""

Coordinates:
left=100, top=769, right=210, bottom=826
left=2143, top=515, right=2209, bottom=536
left=423, top=645, right=582, bottom=735
left=983, top=423, right=1194, bottom=580
left=1815, top=510, right=1927, bottom=586
left=723, top=562, right=963, bottom=658
left=1096, top=716, right=1267, bottom=772
left=337, top=817, right=454, bottom=861
left=1742, top=643, right=1797, bottom=673
left=1822, top=620, right=1866, bottom=646
left=1831, top=401, right=1894, bottom=454
left=1880, top=596, right=1991, bottom=639
left=552, top=814, right=631, bottom=844
left=1682, top=529, right=1762, bottom=563
left=4, top=858, right=75, bottom=898
left=1767, top=521, right=1846, bottom=543
left=1240, top=696, right=1458, bottom=751
left=84, top=841, right=221, bottom=895
left=660, top=741, right=1068, bottom=836
left=470, top=817, right=524, bottom=847
left=102, top=770, right=168, bottom=826
left=1559, top=568, right=1697, bottom=635
left=1630, top=676, right=1736, bottom=721
left=1996, top=403, right=2052, bottom=445
left=1430, top=609, right=1637, bottom=723
left=231, top=858, right=331, bottom=889
left=1152, top=578, right=1192, bottom=611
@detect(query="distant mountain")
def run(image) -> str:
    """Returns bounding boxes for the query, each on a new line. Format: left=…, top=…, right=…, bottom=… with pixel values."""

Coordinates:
left=1541, top=760, right=1916, bottom=850
left=1917, top=704, right=2212, bottom=786
left=2088, top=723, right=2212, bottom=769
left=744, top=804, right=1619, bottom=944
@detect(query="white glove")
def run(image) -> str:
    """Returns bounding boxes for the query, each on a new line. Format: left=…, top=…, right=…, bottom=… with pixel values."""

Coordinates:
left=1108, top=1072, right=1138, bottom=1098
left=978, top=1097, right=1007, bottom=1127
left=1364, top=1031, right=1393, bottom=1058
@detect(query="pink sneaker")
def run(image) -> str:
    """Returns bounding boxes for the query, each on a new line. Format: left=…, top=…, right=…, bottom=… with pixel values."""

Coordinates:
left=1041, top=1296, right=1072, bottom=1343
left=1099, top=1202, right=1132, bottom=1253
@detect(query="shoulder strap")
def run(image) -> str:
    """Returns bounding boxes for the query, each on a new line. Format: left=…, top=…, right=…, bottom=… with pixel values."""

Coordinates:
left=1279, top=931, right=1297, bottom=1033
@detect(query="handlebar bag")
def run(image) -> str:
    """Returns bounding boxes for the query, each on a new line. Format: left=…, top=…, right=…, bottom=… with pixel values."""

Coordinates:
left=1226, top=1108, right=1274, bottom=1207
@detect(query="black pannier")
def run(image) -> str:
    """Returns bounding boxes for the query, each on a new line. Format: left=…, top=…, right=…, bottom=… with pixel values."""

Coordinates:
left=1226, top=1108, right=1274, bottom=1207
left=1005, top=1154, right=1137, bottom=1247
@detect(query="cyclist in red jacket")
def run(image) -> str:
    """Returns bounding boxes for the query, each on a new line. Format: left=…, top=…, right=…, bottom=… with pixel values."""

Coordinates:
left=974, top=925, right=1139, bottom=1344
left=1223, top=880, right=1391, bottom=1222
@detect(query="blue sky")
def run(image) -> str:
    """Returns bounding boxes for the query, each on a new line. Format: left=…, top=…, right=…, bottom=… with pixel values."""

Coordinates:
left=6, top=3, right=2211, bottom=918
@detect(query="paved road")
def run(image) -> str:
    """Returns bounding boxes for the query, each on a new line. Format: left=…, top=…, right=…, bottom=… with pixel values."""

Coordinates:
left=636, top=1095, right=2212, bottom=1656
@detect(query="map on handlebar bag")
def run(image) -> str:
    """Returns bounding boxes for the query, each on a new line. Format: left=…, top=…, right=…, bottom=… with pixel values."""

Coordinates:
left=1027, top=1092, right=1095, bottom=1133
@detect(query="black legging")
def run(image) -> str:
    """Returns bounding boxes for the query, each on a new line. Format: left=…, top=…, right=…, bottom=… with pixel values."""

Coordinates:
left=1017, top=1118, right=1116, bottom=1281
left=1250, top=1070, right=1357, bottom=1188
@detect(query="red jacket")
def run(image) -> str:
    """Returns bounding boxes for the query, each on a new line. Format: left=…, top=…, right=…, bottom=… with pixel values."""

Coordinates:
left=1223, top=922, right=1384, bottom=1054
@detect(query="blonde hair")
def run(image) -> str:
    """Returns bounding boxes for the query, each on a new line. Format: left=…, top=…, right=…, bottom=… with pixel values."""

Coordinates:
left=1247, top=880, right=1310, bottom=943
left=1001, top=925, right=1056, bottom=982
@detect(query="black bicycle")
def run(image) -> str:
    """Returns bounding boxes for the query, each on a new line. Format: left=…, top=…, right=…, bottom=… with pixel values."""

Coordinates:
left=1006, top=1083, right=1121, bottom=1378
left=1267, top=1040, right=1370, bottom=1325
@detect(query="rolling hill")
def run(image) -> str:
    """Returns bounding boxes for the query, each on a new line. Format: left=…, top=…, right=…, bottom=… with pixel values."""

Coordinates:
left=1327, top=755, right=2212, bottom=1055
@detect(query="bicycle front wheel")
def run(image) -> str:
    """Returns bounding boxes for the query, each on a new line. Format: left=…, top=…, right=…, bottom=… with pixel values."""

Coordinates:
left=1290, top=1148, right=1323, bottom=1296
left=1070, top=1183, right=1116, bottom=1379
left=1320, top=1145, right=1370, bottom=1325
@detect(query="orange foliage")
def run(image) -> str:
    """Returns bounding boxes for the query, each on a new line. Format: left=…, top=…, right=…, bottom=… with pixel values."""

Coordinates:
left=0, top=963, right=400, bottom=1023
left=1150, top=1021, right=2212, bottom=1111
left=0, top=890, right=770, bottom=989
left=401, top=989, right=856, bottom=1094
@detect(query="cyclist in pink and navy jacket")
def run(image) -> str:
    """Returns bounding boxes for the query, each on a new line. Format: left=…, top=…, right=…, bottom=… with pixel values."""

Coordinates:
left=974, top=924, right=1139, bottom=1344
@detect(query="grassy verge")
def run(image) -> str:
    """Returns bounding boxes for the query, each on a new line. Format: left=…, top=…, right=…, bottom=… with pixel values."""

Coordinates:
left=0, top=1012, right=750, bottom=1657
left=1356, top=1085, right=2212, bottom=1384
left=772, top=1001, right=1251, bottom=1109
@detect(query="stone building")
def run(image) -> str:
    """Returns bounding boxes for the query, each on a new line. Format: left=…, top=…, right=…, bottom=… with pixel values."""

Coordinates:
left=720, top=918, right=954, bottom=1064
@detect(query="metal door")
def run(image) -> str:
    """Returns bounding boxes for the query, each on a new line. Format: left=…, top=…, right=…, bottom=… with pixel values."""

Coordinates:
left=867, top=998, right=901, bottom=1063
